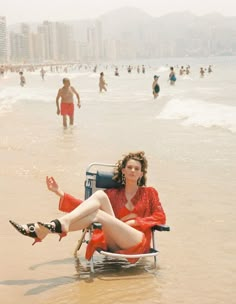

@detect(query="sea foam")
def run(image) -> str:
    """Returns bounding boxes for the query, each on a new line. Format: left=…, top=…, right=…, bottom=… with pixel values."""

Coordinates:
left=157, top=98, right=236, bottom=133
left=0, top=86, right=54, bottom=114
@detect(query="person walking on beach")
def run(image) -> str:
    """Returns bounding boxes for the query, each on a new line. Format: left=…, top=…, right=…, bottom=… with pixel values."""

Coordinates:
left=0, top=65, right=5, bottom=77
left=169, top=67, right=176, bottom=85
left=19, top=71, right=26, bottom=87
left=208, top=65, right=212, bottom=73
left=179, top=66, right=185, bottom=76
left=40, top=68, right=46, bottom=80
left=152, top=75, right=160, bottom=99
left=99, top=72, right=107, bottom=92
left=186, top=65, right=190, bottom=75
left=200, top=67, right=205, bottom=78
left=142, top=65, right=146, bottom=74
left=114, top=67, right=119, bottom=76
left=56, top=78, right=81, bottom=128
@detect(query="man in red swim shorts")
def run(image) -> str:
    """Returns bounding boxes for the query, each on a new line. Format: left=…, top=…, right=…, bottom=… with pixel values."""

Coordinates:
left=56, top=78, right=81, bottom=128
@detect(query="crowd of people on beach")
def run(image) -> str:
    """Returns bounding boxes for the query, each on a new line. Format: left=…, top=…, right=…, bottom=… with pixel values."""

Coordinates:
left=0, top=61, right=213, bottom=82
left=0, top=61, right=214, bottom=128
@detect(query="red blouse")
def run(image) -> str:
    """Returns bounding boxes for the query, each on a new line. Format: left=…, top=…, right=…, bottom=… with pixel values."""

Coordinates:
left=58, top=187, right=166, bottom=263
left=104, top=187, right=166, bottom=231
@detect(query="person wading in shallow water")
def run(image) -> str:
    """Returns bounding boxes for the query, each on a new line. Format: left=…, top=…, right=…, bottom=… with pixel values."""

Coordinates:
left=99, top=72, right=107, bottom=92
left=19, top=71, right=26, bottom=87
left=152, top=75, right=160, bottom=99
left=56, top=78, right=81, bottom=128
left=169, top=67, right=176, bottom=85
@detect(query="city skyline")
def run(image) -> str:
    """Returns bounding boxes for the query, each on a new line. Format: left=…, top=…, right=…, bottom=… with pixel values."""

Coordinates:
left=1, top=5, right=236, bottom=64
left=2, top=0, right=236, bottom=25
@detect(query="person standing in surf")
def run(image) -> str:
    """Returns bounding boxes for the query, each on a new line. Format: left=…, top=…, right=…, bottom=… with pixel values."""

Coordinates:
left=169, top=67, right=176, bottom=85
left=56, top=78, right=81, bottom=128
left=152, top=75, right=160, bottom=99
left=99, top=72, right=108, bottom=92
left=19, top=71, right=26, bottom=87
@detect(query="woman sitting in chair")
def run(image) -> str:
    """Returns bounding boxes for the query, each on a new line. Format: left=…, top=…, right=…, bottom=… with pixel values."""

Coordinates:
left=9, top=151, right=166, bottom=263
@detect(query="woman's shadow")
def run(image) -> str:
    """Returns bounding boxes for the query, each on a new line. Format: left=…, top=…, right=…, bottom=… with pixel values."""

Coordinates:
left=0, top=257, right=93, bottom=295
left=0, top=256, right=158, bottom=295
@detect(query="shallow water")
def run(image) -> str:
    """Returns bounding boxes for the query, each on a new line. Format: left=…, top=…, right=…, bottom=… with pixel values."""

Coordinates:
left=0, top=57, right=236, bottom=303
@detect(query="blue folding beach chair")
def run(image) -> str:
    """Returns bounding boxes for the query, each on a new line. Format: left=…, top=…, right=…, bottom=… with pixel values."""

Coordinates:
left=74, top=163, right=170, bottom=273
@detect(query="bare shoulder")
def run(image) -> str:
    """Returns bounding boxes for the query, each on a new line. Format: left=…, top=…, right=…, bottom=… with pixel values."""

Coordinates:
left=56, top=88, right=62, bottom=96
left=71, top=86, right=79, bottom=94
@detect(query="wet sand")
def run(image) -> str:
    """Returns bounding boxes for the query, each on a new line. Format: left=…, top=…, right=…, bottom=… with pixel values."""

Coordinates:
left=0, top=70, right=236, bottom=303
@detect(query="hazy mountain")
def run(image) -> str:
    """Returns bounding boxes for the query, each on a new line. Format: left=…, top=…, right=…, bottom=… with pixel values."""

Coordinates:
left=7, top=6, right=236, bottom=58
left=99, top=6, right=152, bottom=39
left=96, top=7, right=236, bottom=56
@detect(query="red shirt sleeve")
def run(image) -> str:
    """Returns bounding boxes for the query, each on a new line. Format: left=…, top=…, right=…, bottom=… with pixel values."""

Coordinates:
left=135, top=187, right=166, bottom=231
left=58, top=193, right=83, bottom=212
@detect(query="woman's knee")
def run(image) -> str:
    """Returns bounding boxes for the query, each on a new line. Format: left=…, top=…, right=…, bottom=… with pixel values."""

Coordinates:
left=93, top=190, right=108, bottom=202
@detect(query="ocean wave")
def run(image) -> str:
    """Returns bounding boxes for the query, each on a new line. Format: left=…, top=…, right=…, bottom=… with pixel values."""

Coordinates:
left=157, top=98, right=236, bottom=133
left=0, top=87, right=54, bottom=113
left=155, top=66, right=169, bottom=73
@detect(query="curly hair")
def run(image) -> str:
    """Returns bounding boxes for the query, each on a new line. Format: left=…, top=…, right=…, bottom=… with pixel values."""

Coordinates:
left=113, top=151, right=148, bottom=186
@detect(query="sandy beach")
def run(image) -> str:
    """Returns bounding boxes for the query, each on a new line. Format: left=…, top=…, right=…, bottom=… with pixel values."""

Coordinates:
left=0, top=58, right=236, bottom=303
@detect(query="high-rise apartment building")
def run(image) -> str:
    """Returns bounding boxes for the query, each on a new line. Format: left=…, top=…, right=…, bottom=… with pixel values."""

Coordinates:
left=42, top=21, right=58, bottom=61
left=56, top=22, right=73, bottom=61
left=0, top=16, right=7, bottom=63
left=9, top=23, right=34, bottom=63
left=21, top=23, right=33, bottom=62
left=95, top=20, right=103, bottom=60
left=86, top=21, right=104, bottom=62
left=9, top=31, right=23, bottom=62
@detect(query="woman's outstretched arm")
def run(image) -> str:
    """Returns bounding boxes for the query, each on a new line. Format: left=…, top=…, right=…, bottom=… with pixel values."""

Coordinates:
left=46, top=176, right=64, bottom=197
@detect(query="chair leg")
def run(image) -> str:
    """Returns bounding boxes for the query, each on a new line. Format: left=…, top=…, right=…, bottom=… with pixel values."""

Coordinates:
left=152, top=230, right=157, bottom=268
left=74, top=229, right=87, bottom=257
left=153, top=255, right=157, bottom=268
left=89, top=257, right=95, bottom=273
left=88, top=229, right=95, bottom=273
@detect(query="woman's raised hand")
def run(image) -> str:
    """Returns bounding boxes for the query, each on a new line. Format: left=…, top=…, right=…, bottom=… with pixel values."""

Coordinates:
left=46, top=176, right=64, bottom=197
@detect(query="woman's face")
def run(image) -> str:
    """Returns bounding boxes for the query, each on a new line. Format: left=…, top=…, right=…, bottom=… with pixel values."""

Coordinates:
left=122, top=159, right=143, bottom=183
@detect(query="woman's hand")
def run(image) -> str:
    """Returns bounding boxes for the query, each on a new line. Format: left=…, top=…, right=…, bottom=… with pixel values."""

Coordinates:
left=121, top=213, right=138, bottom=227
left=120, top=213, right=137, bottom=222
left=125, top=219, right=137, bottom=227
left=46, top=176, right=64, bottom=197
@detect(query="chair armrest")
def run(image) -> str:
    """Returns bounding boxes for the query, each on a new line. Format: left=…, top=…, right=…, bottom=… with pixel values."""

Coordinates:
left=152, top=224, right=170, bottom=232
left=92, top=222, right=170, bottom=231
left=92, top=222, right=102, bottom=230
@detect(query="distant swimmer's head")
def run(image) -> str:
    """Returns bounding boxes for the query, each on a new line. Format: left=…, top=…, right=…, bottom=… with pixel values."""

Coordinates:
left=154, top=75, right=159, bottom=79
left=100, top=72, right=104, bottom=76
left=63, top=78, right=70, bottom=86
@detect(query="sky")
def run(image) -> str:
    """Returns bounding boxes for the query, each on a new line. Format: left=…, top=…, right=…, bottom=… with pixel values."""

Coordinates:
left=2, top=0, right=236, bottom=24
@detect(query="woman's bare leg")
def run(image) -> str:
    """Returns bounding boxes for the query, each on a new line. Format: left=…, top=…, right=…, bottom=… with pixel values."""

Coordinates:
left=47, top=190, right=142, bottom=250
left=96, top=210, right=143, bottom=251
left=13, top=191, right=115, bottom=241
left=66, top=209, right=143, bottom=251
left=11, top=190, right=143, bottom=251
left=58, top=190, right=115, bottom=231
